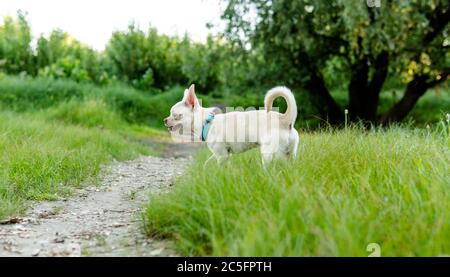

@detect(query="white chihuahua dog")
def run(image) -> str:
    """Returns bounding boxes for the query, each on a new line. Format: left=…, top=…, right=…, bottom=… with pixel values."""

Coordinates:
left=164, top=84, right=299, bottom=166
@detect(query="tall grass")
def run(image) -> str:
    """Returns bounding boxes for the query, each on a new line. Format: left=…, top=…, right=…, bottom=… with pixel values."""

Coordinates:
left=0, top=108, right=153, bottom=219
left=144, top=125, right=450, bottom=256
left=0, top=74, right=183, bottom=127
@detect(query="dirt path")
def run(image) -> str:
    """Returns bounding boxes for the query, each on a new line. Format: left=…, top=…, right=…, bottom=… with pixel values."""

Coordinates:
left=0, top=142, right=198, bottom=257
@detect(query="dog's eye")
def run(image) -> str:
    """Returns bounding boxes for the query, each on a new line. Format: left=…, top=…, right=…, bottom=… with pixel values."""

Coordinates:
left=174, top=114, right=183, bottom=120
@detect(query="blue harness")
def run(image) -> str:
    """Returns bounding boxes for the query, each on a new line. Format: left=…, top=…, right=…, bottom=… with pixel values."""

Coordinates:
left=201, top=113, right=215, bottom=141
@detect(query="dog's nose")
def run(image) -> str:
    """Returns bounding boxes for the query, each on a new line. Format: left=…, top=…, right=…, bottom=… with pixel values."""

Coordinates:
left=163, top=118, right=168, bottom=125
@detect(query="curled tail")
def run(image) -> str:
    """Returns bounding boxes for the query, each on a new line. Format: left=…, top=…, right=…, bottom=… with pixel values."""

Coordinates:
left=264, top=86, right=297, bottom=128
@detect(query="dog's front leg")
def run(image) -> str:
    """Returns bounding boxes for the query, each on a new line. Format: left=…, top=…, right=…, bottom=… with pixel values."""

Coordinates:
left=215, top=155, right=228, bottom=165
left=204, top=143, right=229, bottom=167
left=203, top=153, right=227, bottom=168
left=203, top=154, right=215, bottom=169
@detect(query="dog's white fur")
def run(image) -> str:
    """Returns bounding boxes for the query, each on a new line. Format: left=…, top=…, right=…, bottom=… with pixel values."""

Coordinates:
left=164, top=84, right=299, bottom=166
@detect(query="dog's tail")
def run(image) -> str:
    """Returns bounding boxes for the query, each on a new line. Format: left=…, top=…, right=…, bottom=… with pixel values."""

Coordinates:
left=264, top=86, right=297, bottom=127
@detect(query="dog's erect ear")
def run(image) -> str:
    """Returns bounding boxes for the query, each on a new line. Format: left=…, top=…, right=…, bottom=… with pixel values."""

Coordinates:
left=183, top=84, right=197, bottom=109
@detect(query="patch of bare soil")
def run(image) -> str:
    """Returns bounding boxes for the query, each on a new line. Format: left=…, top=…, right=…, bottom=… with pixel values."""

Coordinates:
left=0, top=147, right=193, bottom=256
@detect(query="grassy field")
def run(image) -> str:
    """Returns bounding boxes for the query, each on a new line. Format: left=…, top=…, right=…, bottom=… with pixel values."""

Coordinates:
left=1, top=74, right=449, bottom=255
left=144, top=123, right=450, bottom=256
left=0, top=108, right=158, bottom=219
left=0, top=76, right=171, bottom=219
left=1, top=75, right=449, bottom=129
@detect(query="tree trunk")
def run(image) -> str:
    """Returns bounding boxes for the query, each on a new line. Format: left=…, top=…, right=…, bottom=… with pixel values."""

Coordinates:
left=305, top=71, right=344, bottom=125
left=348, top=57, right=370, bottom=122
left=348, top=52, right=389, bottom=124
left=380, top=75, right=430, bottom=124
left=367, top=52, right=389, bottom=120
left=294, top=48, right=344, bottom=125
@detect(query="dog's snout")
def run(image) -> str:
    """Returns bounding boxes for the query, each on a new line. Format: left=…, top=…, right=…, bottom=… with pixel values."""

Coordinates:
left=163, top=118, right=168, bottom=124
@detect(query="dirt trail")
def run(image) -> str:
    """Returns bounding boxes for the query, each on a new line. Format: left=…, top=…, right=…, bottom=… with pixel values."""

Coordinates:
left=0, top=142, right=200, bottom=257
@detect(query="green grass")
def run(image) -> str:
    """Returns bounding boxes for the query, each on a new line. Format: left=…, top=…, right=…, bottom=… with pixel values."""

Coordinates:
left=44, top=98, right=127, bottom=129
left=0, top=108, right=155, bottom=219
left=0, top=74, right=166, bottom=126
left=0, top=75, right=174, bottom=219
left=0, top=75, right=178, bottom=219
left=144, top=124, right=450, bottom=256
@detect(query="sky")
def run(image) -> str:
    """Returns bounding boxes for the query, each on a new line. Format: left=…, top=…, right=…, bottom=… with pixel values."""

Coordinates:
left=0, top=0, right=224, bottom=50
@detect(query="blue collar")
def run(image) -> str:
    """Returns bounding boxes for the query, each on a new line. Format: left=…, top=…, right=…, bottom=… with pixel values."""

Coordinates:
left=201, top=113, right=215, bottom=141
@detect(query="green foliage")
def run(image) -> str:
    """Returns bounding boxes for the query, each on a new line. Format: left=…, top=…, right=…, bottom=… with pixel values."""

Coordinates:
left=36, top=29, right=106, bottom=83
left=0, top=8, right=448, bottom=126
left=39, top=56, right=91, bottom=82
left=0, top=14, right=247, bottom=93
left=106, top=24, right=187, bottom=90
left=0, top=75, right=87, bottom=110
left=145, top=126, right=450, bottom=256
left=222, top=0, right=450, bottom=122
left=0, top=75, right=154, bottom=123
left=180, top=35, right=230, bottom=92
left=45, top=99, right=126, bottom=129
left=0, top=12, right=34, bottom=75
left=1, top=74, right=448, bottom=130
left=105, top=24, right=241, bottom=92
left=223, top=0, right=449, bottom=86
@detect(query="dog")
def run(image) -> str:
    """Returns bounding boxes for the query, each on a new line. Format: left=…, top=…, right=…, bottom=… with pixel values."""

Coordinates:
left=164, top=84, right=299, bottom=166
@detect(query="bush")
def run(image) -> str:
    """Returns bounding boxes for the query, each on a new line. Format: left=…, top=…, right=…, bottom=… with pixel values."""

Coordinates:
left=0, top=75, right=155, bottom=124
left=45, top=99, right=126, bottom=129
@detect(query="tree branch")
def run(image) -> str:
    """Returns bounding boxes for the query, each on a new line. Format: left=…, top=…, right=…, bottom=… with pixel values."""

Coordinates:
left=422, top=2, right=450, bottom=44
left=380, top=72, right=448, bottom=124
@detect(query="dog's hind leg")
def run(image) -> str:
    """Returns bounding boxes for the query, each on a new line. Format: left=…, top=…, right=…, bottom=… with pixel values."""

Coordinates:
left=261, top=142, right=277, bottom=168
left=215, top=155, right=228, bottom=165
left=289, top=129, right=300, bottom=160
left=261, top=153, right=273, bottom=169
left=261, top=130, right=290, bottom=167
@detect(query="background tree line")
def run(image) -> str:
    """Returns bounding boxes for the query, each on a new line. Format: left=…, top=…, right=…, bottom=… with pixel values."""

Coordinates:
left=0, top=11, right=244, bottom=92
left=222, top=0, right=449, bottom=125
left=1, top=0, right=449, bottom=126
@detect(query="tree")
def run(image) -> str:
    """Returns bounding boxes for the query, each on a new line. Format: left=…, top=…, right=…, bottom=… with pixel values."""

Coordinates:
left=222, top=0, right=449, bottom=125
left=180, top=35, right=231, bottom=92
left=36, top=29, right=104, bottom=82
left=0, top=11, right=34, bottom=75
left=105, top=24, right=188, bottom=90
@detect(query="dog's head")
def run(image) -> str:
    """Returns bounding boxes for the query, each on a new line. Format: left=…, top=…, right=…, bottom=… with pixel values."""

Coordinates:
left=164, top=84, right=201, bottom=139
